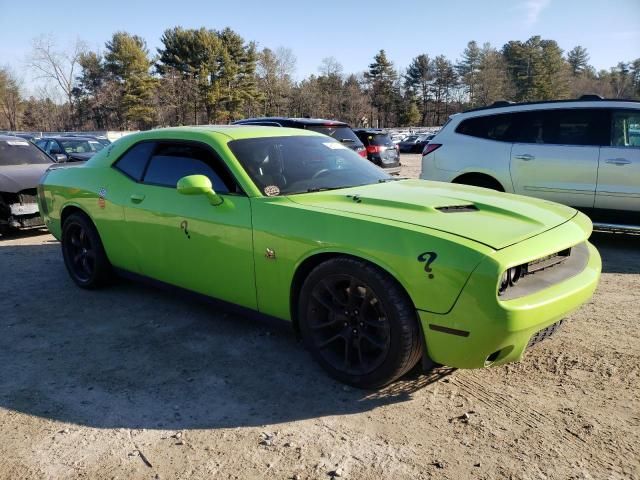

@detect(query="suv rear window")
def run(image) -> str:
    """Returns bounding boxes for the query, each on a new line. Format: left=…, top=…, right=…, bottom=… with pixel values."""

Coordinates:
left=305, top=125, right=363, bottom=146
left=358, top=133, right=394, bottom=147
left=456, top=113, right=517, bottom=142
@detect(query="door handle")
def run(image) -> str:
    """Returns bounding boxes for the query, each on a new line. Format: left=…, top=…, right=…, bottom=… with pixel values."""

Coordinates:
left=514, top=154, right=535, bottom=161
left=605, top=158, right=631, bottom=166
left=130, top=193, right=145, bottom=203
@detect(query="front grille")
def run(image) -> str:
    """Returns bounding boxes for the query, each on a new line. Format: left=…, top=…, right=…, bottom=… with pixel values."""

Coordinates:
left=499, top=242, right=589, bottom=301
left=527, top=320, right=564, bottom=348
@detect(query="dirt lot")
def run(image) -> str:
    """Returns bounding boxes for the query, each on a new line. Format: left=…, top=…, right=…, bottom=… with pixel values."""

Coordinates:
left=1, top=154, right=639, bottom=480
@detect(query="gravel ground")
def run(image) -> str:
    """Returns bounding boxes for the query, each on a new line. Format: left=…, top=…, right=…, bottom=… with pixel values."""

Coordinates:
left=0, top=154, right=638, bottom=479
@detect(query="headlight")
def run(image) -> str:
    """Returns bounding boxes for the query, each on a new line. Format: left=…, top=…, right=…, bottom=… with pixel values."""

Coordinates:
left=498, top=265, right=524, bottom=295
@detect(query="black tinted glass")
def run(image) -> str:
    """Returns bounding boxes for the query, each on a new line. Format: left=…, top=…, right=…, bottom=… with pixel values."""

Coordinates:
left=228, top=135, right=389, bottom=195
left=367, top=134, right=394, bottom=146
left=456, top=114, right=517, bottom=141
left=114, top=142, right=155, bottom=181
left=543, top=109, right=608, bottom=146
left=143, top=143, right=231, bottom=193
left=513, top=109, right=608, bottom=146
left=0, top=139, right=53, bottom=166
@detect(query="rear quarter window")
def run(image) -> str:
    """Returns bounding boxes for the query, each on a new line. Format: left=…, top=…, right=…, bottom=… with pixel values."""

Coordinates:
left=113, top=142, right=156, bottom=181
left=455, top=113, right=517, bottom=142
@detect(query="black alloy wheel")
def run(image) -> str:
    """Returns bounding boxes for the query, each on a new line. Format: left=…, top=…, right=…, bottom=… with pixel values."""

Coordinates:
left=62, top=213, right=111, bottom=288
left=307, top=274, right=391, bottom=376
left=299, top=257, right=424, bottom=388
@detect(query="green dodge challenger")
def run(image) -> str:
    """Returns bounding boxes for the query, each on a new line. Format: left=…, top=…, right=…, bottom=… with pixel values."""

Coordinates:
left=37, top=126, right=601, bottom=388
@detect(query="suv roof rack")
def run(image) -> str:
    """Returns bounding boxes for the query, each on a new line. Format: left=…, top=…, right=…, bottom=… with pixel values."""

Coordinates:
left=463, top=96, right=638, bottom=113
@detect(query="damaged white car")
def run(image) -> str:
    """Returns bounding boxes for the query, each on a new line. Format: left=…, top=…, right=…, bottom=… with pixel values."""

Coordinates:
left=0, top=136, right=53, bottom=233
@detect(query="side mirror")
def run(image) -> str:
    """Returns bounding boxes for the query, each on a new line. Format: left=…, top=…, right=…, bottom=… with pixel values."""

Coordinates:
left=54, top=153, right=67, bottom=163
left=177, top=174, right=223, bottom=205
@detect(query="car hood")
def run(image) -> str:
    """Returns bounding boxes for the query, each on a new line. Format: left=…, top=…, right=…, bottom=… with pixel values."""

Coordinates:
left=287, top=179, right=578, bottom=250
left=0, top=163, right=52, bottom=193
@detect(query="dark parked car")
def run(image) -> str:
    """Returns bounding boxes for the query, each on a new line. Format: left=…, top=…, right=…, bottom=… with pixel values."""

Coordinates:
left=35, top=136, right=105, bottom=163
left=0, top=135, right=54, bottom=232
left=352, top=129, right=401, bottom=174
left=61, top=133, right=111, bottom=145
left=232, top=117, right=367, bottom=158
left=398, top=133, right=435, bottom=153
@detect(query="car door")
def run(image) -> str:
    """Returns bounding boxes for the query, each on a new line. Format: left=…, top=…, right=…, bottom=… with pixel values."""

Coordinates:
left=510, top=108, right=607, bottom=208
left=122, top=140, right=257, bottom=309
left=595, top=109, right=640, bottom=213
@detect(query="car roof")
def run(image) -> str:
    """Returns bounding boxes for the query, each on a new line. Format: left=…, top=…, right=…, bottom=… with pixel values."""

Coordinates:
left=234, top=117, right=351, bottom=127
left=0, top=135, right=30, bottom=142
left=353, top=129, right=388, bottom=134
left=461, top=98, right=640, bottom=116
left=39, top=135, right=100, bottom=141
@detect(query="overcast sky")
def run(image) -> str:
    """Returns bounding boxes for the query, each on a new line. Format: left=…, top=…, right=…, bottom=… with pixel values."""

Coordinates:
left=1, top=0, right=638, bottom=94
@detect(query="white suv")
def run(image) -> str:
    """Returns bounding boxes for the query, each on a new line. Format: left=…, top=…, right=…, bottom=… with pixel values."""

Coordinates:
left=420, top=98, right=640, bottom=231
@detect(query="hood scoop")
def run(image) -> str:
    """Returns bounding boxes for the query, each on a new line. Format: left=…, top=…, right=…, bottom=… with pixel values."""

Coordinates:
left=436, top=205, right=479, bottom=213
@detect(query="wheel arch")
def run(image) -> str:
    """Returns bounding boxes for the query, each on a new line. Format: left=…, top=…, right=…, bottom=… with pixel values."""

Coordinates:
left=452, top=172, right=505, bottom=192
left=289, top=251, right=416, bottom=336
left=60, top=203, right=93, bottom=228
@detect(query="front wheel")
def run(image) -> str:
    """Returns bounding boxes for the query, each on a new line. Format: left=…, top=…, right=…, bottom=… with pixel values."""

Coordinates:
left=61, top=212, right=112, bottom=289
left=299, top=257, right=424, bottom=388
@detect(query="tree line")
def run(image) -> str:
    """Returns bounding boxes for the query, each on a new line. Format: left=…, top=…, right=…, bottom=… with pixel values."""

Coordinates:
left=1, top=28, right=639, bottom=132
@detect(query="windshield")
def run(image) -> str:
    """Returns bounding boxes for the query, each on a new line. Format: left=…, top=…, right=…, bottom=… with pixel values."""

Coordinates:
left=403, top=135, right=419, bottom=142
left=228, top=136, right=391, bottom=195
left=0, top=139, right=53, bottom=166
left=59, top=139, right=105, bottom=154
left=305, top=125, right=363, bottom=145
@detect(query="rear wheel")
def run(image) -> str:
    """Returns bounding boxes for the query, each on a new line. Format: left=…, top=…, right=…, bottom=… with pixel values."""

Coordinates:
left=61, top=212, right=112, bottom=288
left=299, top=257, right=424, bottom=388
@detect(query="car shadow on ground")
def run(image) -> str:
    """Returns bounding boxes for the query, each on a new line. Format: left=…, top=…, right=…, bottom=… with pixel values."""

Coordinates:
left=589, top=231, right=640, bottom=274
left=0, top=242, right=454, bottom=431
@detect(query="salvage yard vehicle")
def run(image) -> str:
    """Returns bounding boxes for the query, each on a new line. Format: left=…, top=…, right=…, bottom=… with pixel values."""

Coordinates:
left=0, top=135, right=53, bottom=232
left=420, top=97, right=640, bottom=232
left=38, top=126, right=601, bottom=388
left=35, top=136, right=105, bottom=163
left=352, top=129, right=401, bottom=174
left=233, top=117, right=368, bottom=159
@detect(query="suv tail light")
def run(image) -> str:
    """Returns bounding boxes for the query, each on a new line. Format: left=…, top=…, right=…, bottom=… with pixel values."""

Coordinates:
left=357, top=147, right=367, bottom=158
left=422, top=143, right=442, bottom=156
left=366, top=145, right=382, bottom=154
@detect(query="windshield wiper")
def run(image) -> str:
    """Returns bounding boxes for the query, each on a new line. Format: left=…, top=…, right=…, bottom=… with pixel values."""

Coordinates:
left=306, top=186, right=351, bottom=193
left=339, top=138, right=355, bottom=143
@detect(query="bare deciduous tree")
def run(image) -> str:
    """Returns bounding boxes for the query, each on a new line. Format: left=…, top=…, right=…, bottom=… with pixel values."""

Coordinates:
left=28, top=36, right=86, bottom=126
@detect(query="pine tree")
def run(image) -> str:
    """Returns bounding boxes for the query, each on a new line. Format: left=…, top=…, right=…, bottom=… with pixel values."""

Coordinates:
left=365, top=50, right=397, bottom=127
left=456, top=41, right=482, bottom=107
left=105, top=32, right=156, bottom=129
left=567, top=46, right=590, bottom=76
left=404, top=54, right=432, bottom=125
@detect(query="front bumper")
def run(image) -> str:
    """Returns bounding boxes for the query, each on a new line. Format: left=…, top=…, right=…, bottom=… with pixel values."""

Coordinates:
left=417, top=233, right=601, bottom=369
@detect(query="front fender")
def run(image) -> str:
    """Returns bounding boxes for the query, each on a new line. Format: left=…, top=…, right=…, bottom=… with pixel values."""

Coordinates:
left=251, top=197, right=489, bottom=321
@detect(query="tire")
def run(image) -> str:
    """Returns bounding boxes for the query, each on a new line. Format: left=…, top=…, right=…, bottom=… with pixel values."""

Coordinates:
left=298, top=257, right=424, bottom=389
left=453, top=174, right=503, bottom=191
left=61, top=212, right=112, bottom=289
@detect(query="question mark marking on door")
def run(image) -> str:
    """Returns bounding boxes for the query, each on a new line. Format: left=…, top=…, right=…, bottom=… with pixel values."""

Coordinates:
left=417, top=251, right=438, bottom=279
left=180, top=220, right=191, bottom=239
